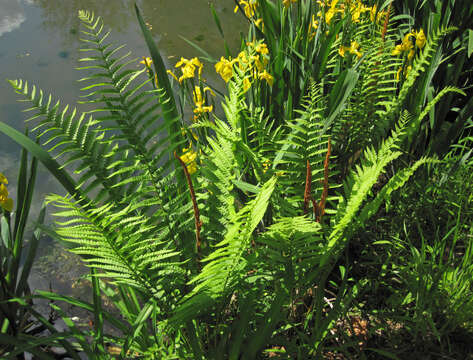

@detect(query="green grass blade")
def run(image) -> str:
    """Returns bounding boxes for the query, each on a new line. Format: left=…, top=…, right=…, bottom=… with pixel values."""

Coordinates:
left=10, top=150, right=38, bottom=289
left=35, top=291, right=128, bottom=332
left=324, top=69, right=359, bottom=133
left=16, top=203, right=45, bottom=296
left=13, top=137, right=28, bottom=237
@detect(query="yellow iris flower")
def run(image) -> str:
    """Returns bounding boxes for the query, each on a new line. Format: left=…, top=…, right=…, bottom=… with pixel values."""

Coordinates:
left=254, top=18, right=264, bottom=30
left=243, top=77, right=252, bottom=92
left=414, top=29, right=426, bottom=48
left=140, top=56, right=153, bottom=68
left=325, top=0, right=340, bottom=25
left=392, top=29, right=426, bottom=57
left=392, top=32, right=414, bottom=56
left=215, top=56, right=237, bottom=82
left=0, top=173, right=13, bottom=212
left=234, top=0, right=258, bottom=18
left=255, top=43, right=269, bottom=55
left=175, top=57, right=203, bottom=83
left=369, top=4, right=387, bottom=24
left=350, top=1, right=369, bottom=23
left=180, top=146, right=198, bottom=175
left=193, top=86, right=215, bottom=115
left=258, top=70, right=274, bottom=87
left=216, top=40, right=271, bottom=85
left=339, top=40, right=362, bottom=59
left=237, top=51, right=249, bottom=70
left=396, top=64, right=412, bottom=81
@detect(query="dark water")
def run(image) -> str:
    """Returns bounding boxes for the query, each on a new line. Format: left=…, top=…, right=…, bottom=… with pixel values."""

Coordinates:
left=0, top=0, right=244, bottom=299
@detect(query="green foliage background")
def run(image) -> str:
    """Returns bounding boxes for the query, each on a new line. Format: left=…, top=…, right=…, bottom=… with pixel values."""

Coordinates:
left=1, top=0, right=472, bottom=358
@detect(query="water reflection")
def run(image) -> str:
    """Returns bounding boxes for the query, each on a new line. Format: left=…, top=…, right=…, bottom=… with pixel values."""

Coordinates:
left=0, top=0, right=26, bottom=37
left=26, top=0, right=245, bottom=58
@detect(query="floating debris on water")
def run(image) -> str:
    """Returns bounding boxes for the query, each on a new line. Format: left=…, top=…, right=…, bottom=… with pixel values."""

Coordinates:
left=16, top=52, right=30, bottom=58
left=58, top=50, right=69, bottom=58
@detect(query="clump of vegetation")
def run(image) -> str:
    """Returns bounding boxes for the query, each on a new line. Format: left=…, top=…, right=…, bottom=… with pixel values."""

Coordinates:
left=0, top=0, right=472, bottom=358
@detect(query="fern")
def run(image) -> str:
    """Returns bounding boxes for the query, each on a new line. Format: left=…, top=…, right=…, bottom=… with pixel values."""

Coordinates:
left=257, top=216, right=323, bottom=289
left=170, top=176, right=277, bottom=325
left=333, top=26, right=402, bottom=161
left=274, top=80, right=336, bottom=220
left=46, top=194, right=185, bottom=312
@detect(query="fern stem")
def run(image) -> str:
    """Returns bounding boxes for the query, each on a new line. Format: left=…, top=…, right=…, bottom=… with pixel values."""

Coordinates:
left=303, top=159, right=312, bottom=215
left=316, top=138, right=331, bottom=223
left=174, top=152, right=202, bottom=257
left=381, top=2, right=392, bottom=42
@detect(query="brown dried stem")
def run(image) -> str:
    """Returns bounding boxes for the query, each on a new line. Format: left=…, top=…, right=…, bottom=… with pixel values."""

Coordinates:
left=381, top=2, right=392, bottom=42
left=174, top=152, right=202, bottom=255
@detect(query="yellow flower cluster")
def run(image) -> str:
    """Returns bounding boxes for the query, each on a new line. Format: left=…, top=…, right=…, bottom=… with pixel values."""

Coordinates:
left=392, top=29, right=426, bottom=80
left=312, top=0, right=386, bottom=27
left=338, top=40, right=362, bottom=59
left=0, top=173, right=13, bottom=212
left=168, top=57, right=203, bottom=83
left=262, top=160, right=271, bottom=173
left=392, top=29, right=426, bottom=59
left=234, top=0, right=258, bottom=18
left=369, top=4, right=388, bottom=24
left=179, top=146, right=198, bottom=175
left=234, top=0, right=264, bottom=31
left=215, top=57, right=237, bottom=83
left=324, top=0, right=340, bottom=25
left=215, top=41, right=274, bottom=88
left=193, top=86, right=215, bottom=115
left=396, top=65, right=412, bottom=81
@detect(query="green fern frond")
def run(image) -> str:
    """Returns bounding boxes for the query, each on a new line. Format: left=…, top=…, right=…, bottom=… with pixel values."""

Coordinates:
left=257, top=216, right=323, bottom=288
left=322, top=112, right=411, bottom=267
left=170, top=176, right=277, bottom=326
left=8, top=79, right=125, bottom=203
left=406, top=86, right=466, bottom=147
left=47, top=193, right=185, bottom=309
left=356, top=156, right=438, bottom=227
left=332, top=24, right=403, bottom=161
left=275, top=81, right=334, bottom=216
left=77, top=11, right=186, bottom=202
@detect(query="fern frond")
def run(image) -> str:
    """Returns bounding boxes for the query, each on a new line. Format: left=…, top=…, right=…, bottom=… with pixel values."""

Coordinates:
left=170, top=176, right=277, bottom=326
left=8, top=79, right=125, bottom=203
left=275, top=81, right=335, bottom=218
left=47, top=193, right=186, bottom=310
left=356, top=156, right=438, bottom=227
left=257, top=216, right=323, bottom=288
left=77, top=10, right=186, bottom=203
left=321, top=111, right=412, bottom=267
left=406, top=86, right=466, bottom=147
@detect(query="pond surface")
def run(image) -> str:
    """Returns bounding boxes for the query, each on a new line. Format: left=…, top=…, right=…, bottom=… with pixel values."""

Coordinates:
left=0, top=0, right=244, bottom=299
